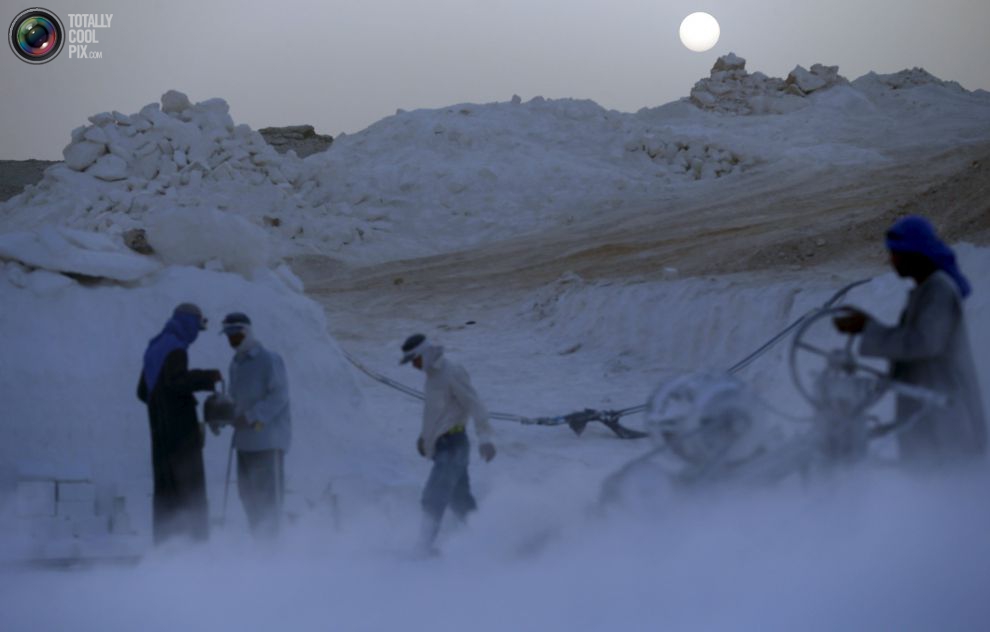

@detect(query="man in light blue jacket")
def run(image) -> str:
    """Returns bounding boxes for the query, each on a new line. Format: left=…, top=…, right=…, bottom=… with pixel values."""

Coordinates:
left=222, top=312, right=292, bottom=537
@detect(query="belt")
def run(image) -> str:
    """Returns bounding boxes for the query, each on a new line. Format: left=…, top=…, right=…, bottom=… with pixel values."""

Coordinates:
left=444, top=425, right=465, bottom=436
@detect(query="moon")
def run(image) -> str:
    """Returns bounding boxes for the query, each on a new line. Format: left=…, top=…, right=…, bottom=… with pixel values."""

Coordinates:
left=679, top=12, right=720, bottom=52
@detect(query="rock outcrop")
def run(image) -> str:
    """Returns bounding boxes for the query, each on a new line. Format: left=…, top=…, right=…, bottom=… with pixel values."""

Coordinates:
left=258, top=125, right=333, bottom=158
left=690, top=53, right=848, bottom=115
left=0, top=160, right=57, bottom=202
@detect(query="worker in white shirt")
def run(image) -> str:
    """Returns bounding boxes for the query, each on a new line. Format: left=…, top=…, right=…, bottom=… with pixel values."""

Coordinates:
left=400, top=334, right=496, bottom=553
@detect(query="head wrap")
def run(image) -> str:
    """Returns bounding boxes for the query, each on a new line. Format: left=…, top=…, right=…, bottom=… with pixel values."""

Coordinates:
left=400, top=333, right=428, bottom=365
left=221, top=312, right=252, bottom=335
left=142, top=304, right=205, bottom=392
left=885, top=215, right=971, bottom=298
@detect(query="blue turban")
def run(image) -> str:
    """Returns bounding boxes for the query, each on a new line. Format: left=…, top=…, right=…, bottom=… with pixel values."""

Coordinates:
left=885, top=215, right=971, bottom=299
left=142, top=307, right=204, bottom=392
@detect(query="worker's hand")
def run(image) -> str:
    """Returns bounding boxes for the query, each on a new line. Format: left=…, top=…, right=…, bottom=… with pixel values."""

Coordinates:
left=833, top=308, right=868, bottom=334
left=232, top=414, right=250, bottom=430
left=479, top=442, right=496, bottom=463
left=416, top=437, right=426, bottom=457
left=209, top=370, right=223, bottom=383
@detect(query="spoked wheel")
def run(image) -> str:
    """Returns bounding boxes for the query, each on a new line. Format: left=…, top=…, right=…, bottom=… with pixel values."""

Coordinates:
left=789, top=307, right=888, bottom=415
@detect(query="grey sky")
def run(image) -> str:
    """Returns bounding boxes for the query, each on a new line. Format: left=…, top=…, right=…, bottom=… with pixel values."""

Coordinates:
left=2, top=0, right=988, bottom=160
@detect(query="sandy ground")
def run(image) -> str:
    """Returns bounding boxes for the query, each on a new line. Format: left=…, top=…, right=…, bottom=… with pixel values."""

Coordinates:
left=294, top=141, right=990, bottom=322
left=5, top=137, right=982, bottom=375
left=3, top=138, right=986, bottom=327
left=3, top=139, right=986, bottom=296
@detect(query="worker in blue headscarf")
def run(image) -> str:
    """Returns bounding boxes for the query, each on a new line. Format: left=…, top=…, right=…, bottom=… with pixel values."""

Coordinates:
left=835, top=216, right=986, bottom=464
left=137, top=303, right=222, bottom=544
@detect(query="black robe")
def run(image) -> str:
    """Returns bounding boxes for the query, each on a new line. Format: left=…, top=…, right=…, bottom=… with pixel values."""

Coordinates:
left=137, top=348, right=216, bottom=544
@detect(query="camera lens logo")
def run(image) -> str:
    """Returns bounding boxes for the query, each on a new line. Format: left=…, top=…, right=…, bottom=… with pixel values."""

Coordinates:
left=9, top=8, right=64, bottom=64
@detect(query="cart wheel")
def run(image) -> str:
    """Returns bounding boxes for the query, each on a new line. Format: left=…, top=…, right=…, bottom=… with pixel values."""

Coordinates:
left=789, top=307, right=886, bottom=413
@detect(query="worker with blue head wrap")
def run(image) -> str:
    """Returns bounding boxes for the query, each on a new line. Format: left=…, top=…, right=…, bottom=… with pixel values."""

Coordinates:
left=137, top=303, right=222, bottom=544
left=835, top=216, right=986, bottom=464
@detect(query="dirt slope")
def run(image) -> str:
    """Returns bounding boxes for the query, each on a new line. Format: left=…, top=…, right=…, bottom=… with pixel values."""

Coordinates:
left=297, top=142, right=990, bottom=300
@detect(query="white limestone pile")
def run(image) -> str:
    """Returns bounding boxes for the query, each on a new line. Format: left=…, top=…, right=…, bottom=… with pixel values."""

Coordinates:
left=621, top=134, right=756, bottom=181
left=58, top=89, right=304, bottom=188
left=0, top=91, right=368, bottom=270
left=3, top=64, right=987, bottom=268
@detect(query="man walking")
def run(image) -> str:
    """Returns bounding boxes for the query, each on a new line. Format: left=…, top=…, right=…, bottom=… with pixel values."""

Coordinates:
left=137, top=303, right=221, bottom=545
left=401, top=334, right=496, bottom=553
left=222, top=312, right=291, bottom=537
left=835, top=215, right=986, bottom=465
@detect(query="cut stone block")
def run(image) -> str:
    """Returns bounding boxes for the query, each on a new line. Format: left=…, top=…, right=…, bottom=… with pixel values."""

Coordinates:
left=63, top=141, right=107, bottom=171
left=56, top=499, right=96, bottom=520
left=57, top=480, right=96, bottom=503
left=71, top=514, right=111, bottom=538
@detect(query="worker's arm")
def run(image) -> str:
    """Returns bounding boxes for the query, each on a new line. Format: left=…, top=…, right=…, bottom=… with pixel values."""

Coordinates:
left=244, top=352, right=290, bottom=427
left=860, top=278, right=960, bottom=361
left=159, top=349, right=218, bottom=394
left=450, top=366, right=494, bottom=446
left=137, top=370, right=148, bottom=403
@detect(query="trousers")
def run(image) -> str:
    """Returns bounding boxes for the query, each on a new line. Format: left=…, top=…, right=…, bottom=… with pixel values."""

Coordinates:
left=237, top=449, right=284, bottom=537
left=421, top=432, right=477, bottom=531
left=152, top=438, right=209, bottom=545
